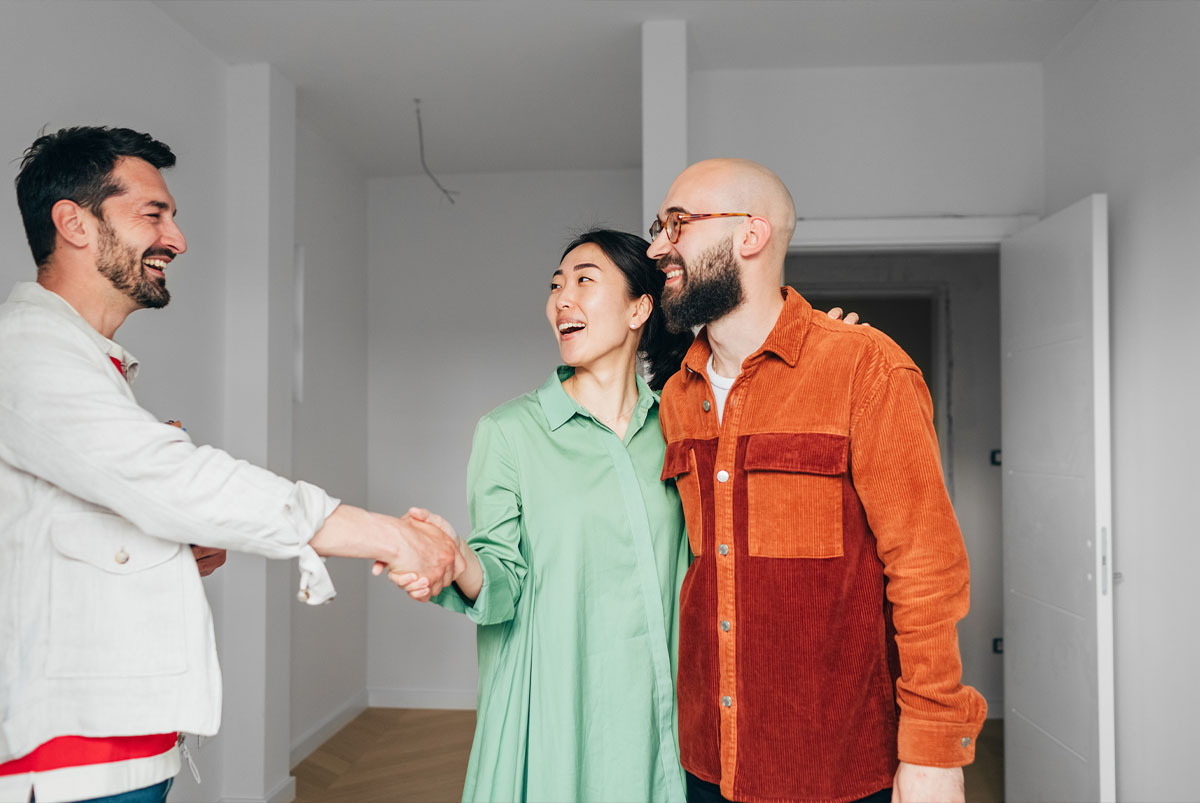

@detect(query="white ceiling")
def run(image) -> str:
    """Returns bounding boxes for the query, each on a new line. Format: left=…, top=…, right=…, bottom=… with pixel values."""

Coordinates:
left=154, top=0, right=1096, bottom=176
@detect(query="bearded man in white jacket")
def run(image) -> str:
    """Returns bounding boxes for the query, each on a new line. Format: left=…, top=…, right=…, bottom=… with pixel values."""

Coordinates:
left=0, top=127, right=463, bottom=803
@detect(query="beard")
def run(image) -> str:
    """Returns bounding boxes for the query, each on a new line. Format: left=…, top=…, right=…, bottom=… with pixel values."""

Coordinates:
left=96, top=218, right=171, bottom=309
left=659, top=235, right=744, bottom=333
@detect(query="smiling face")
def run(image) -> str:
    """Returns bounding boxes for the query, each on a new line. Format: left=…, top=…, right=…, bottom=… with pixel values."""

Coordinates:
left=92, top=157, right=186, bottom=309
left=547, top=243, right=646, bottom=370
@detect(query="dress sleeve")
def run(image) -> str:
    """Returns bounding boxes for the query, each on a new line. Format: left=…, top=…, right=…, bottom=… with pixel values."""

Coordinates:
left=849, top=364, right=987, bottom=767
left=433, top=414, right=527, bottom=625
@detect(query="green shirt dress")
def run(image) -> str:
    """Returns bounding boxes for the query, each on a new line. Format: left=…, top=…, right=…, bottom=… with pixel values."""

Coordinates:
left=433, top=367, right=688, bottom=803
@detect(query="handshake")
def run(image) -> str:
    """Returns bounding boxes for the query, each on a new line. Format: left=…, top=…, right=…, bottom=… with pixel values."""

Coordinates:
left=308, top=504, right=470, bottom=597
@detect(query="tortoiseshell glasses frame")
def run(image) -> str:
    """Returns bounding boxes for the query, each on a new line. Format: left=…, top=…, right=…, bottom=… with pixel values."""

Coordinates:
left=648, top=211, right=753, bottom=244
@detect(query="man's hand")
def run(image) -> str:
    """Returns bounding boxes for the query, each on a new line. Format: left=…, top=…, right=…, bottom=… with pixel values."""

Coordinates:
left=191, top=546, right=227, bottom=577
left=827, top=306, right=869, bottom=327
left=376, top=507, right=467, bottom=601
left=891, top=762, right=964, bottom=803
left=310, top=504, right=463, bottom=595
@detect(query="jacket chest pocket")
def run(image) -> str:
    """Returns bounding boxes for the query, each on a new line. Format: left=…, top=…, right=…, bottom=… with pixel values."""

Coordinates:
left=46, top=512, right=187, bottom=678
left=662, top=440, right=705, bottom=557
left=744, top=432, right=848, bottom=559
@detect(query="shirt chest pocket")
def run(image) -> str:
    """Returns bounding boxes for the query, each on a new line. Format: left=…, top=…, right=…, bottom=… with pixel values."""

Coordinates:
left=744, top=432, right=848, bottom=559
left=662, top=439, right=705, bottom=557
left=46, top=512, right=186, bottom=678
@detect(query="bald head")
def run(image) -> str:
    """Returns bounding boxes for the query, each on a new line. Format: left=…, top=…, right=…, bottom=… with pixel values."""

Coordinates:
left=669, top=158, right=796, bottom=256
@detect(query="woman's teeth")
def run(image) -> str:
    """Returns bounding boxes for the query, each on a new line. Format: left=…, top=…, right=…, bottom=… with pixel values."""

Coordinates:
left=558, top=321, right=585, bottom=334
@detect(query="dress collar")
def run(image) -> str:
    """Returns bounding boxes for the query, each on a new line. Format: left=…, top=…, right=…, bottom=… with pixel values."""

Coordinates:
left=537, top=365, right=659, bottom=433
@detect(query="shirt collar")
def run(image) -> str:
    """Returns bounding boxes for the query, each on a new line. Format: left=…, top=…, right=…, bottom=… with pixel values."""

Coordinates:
left=537, top=365, right=659, bottom=433
left=680, top=287, right=811, bottom=378
left=6, top=281, right=141, bottom=380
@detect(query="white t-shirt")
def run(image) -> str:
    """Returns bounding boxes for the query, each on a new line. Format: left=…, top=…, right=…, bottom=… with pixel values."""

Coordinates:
left=707, top=355, right=737, bottom=424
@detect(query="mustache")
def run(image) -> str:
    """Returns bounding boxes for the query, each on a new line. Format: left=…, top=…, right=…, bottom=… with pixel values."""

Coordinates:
left=656, top=254, right=684, bottom=272
left=142, top=247, right=174, bottom=260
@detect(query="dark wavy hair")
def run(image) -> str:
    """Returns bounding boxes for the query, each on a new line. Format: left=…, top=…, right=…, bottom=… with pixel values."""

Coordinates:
left=15, top=126, right=176, bottom=268
left=560, top=228, right=693, bottom=391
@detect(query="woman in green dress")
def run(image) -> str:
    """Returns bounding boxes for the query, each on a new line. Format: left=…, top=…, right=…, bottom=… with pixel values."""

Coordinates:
left=397, top=229, right=693, bottom=802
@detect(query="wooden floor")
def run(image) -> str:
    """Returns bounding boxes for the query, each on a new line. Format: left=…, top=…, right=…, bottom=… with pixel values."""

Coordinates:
left=294, top=709, right=1004, bottom=802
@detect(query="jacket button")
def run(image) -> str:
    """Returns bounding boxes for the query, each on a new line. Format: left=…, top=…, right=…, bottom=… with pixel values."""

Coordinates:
left=961, top=737, right=972, bottom=748
left=718, top=544, right=729, bottom=556
left=720, top=620, right=731, bottom=632
left=114, top=550, right=129, bottom=565
left=721, top=696, right=733, bottom=707
left=702, top=400, right=711, bottom=412
left=716, top=470, right=729, bottom=482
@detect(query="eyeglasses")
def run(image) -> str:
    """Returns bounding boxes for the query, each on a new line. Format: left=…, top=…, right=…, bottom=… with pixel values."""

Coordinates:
left=649, top=211, right=752, bottom=244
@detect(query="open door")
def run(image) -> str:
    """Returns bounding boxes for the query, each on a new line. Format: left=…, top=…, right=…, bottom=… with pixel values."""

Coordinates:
left=1000, top=194, right=1115, bottom=801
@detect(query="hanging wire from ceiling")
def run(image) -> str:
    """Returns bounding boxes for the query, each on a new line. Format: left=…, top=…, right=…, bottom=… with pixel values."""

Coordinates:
left=414, top=98, right=457, bottom=204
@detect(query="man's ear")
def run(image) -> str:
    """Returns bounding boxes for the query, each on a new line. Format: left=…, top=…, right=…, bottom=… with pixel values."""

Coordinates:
left=50, top=199, right=93, bottom=250
left=739, top=216, right=772, bottom=259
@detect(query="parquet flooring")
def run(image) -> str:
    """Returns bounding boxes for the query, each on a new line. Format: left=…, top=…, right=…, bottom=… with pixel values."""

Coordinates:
left=293, top=708, right=476, bottom=803
left=293, top=709, right=1003, bottom=802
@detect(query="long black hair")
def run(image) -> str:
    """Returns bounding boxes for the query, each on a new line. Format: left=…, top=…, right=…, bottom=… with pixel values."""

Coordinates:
left=560, top=228, right=693, bottom=391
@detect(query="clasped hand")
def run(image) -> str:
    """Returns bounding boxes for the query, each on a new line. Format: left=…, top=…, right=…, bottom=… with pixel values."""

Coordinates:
left=370, top=507, right=466, bottom=597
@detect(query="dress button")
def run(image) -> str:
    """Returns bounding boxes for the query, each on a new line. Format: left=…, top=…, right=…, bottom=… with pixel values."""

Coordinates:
left=702, top=400, right=711, bottom=412
left=961, top=737, right=972, bottom=748
left=720, top=620, right=731, bottom=632
left=716, top=470, right=729, bottom=483
left=114, top=550, right=129, bottom=565
left=718, top=544, right=729, bottom=556
left=721, top=696, right=733, bottom=707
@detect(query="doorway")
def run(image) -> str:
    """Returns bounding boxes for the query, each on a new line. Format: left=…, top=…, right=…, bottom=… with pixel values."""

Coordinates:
left=785, top=249, right=1005, bottom=799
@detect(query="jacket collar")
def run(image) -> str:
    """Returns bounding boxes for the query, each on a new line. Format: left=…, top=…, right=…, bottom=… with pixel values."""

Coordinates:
left=537, top=365, right=659, bottom=432
left=6, top=282, right=141, bottom=380
left=681, top=286, right=811, bottom=378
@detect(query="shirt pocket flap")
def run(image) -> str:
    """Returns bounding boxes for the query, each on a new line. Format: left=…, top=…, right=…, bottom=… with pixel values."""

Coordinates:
left=661, top=439, right=693, bottom=480
left=51, top=512, right=182, bottom=575
left=744, top=432, right=848, bottom=476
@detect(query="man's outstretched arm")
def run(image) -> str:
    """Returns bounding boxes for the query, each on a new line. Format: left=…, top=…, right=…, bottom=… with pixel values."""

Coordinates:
left=310, top=504, right=464, bottom=595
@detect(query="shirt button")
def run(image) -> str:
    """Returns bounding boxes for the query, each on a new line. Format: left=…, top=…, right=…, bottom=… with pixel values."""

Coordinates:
left=114, top=550, right=129, bottom=565
left=961, top=737, right=972, bottom=748
left=702, top=400, right=711, bottom=412
left=721, top=696, right=733, bottom=707
left=716, top=470, right=729, bottom=482
left=720, top=620, right=731, bottom=632
left=718, top=544, right=729, bottom=556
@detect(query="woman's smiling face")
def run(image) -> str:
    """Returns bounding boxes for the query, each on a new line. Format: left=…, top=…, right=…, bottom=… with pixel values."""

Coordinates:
left=547, top=243, right=644, bottom=369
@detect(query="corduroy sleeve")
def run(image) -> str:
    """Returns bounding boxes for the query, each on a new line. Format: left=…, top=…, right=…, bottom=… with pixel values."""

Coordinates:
left=849, top=361, right=987, bottom=767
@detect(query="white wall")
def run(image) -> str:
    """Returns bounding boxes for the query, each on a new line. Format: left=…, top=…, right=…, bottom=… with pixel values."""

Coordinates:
left=1043, top=4, right=1200, bottom=800
left=365, top=168, right=640, bottom=705
left=690, top=63, right=1044, bottom=220
left=288, top=122, right=371, bottom=763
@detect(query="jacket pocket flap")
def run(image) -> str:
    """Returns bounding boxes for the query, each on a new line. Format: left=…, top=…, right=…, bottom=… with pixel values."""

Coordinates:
left=744, top=432, right=848, bottom=476
left=661, top=440, right=693, bottom=480
left=51, top=512, right=181, bottom=575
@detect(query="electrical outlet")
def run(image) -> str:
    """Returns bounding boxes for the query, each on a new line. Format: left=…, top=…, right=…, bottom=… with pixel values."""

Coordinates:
left=992, top=637, right=1003, bottom=654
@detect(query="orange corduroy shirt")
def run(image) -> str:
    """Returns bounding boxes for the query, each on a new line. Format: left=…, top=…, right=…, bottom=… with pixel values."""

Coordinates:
left=659, top=288, right=986, bottom=803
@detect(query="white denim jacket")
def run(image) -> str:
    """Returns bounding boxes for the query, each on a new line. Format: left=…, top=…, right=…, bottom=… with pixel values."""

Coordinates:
left=0, top=282, right=338, bottom=765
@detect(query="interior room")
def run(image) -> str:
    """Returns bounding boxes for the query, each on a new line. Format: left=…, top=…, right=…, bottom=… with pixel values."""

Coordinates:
left=1, top=1, right=1196, bottom=801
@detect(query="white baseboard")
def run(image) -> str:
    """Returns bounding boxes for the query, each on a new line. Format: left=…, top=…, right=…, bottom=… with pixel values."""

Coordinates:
left=368, top=687, right=477, bottom=710
left=289, top=689, right=370, bottom=768
left=220, top=774, right=295, bottom=803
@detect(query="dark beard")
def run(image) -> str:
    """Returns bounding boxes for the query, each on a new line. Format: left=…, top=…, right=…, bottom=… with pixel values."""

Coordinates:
left=659, top=236, right=744, bottom=333
left=96, top=219, right=170, bottom=309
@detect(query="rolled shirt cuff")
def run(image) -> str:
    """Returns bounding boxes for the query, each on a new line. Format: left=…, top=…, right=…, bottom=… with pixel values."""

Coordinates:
left=294, top=482, right=342, bottom=605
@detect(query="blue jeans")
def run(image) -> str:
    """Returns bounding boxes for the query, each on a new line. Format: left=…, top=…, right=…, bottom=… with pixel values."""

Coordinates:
left=36, top=778, right=174, bottom=803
